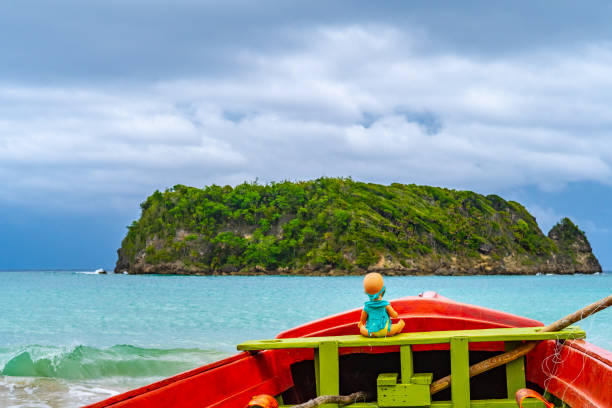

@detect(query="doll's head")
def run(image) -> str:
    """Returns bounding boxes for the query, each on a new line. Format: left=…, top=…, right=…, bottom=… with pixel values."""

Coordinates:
left=363, top=272, right=385, bottom=301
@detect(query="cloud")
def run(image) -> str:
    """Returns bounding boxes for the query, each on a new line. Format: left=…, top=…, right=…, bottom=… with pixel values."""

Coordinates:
left=5, top=1, right=612, bottom=83
left=2, top=24, right=612, bottom=213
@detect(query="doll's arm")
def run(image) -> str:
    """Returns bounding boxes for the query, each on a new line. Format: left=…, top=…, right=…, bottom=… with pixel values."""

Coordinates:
left=359, top=309, right=368, bottom=326
left=386, top=305, right=399, bottom=318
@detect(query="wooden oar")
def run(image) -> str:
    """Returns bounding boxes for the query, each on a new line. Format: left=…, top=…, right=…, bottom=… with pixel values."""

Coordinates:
left=430, top=293, right=612, bottom=395
left=291, top=391, right=370, bottom=408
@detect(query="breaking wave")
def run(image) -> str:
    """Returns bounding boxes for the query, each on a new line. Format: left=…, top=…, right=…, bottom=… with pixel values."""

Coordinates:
left=0, top=344, right=221, bottom=380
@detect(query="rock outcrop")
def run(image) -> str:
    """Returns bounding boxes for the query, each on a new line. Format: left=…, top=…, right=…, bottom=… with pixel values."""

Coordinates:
left=547, top=218, right=602, bottom=274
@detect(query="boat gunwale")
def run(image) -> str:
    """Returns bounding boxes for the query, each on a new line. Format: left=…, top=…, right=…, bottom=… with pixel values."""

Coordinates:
left=564, top=338, right=612, bottom=366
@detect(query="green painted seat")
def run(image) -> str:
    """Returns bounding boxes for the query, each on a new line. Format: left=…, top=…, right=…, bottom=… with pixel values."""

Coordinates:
left=237, top=326, right=584, bottom=408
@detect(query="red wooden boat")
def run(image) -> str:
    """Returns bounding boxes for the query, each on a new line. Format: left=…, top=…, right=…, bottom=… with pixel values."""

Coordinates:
left=86, top=292, right=612, bottom=408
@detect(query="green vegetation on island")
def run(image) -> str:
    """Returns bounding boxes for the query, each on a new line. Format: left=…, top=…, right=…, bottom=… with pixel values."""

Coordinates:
left=115, top=178, right=601, bottom=275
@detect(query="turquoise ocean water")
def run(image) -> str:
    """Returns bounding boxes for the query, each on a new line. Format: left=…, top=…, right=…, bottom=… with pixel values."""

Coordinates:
left=0, top=271, right=611, bottom=407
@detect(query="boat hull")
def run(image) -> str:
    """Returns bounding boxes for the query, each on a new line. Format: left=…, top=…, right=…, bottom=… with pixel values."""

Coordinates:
left=86, top=292, right=612, bottom=408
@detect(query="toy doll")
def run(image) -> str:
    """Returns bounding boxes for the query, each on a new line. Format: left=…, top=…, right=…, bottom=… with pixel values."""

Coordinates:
left=358, top=272, right=405, bottom=337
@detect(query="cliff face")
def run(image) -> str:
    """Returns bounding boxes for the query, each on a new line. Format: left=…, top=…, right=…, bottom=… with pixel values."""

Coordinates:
left=547, top=218, right=602, bottom=274
left=115, top=178, right=601, bottom=275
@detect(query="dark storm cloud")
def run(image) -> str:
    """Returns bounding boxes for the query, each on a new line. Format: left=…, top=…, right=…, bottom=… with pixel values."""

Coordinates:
left=3, top=0, right=612, bottom=82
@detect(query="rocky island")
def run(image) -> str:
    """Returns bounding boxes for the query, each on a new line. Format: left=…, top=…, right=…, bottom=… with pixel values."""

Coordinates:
left=115, top=178, right=601, bottom=275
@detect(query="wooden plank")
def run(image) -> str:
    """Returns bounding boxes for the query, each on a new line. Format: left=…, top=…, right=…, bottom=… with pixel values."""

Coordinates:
left=504, top=341, right=526, bottom=399
left=280, top=404, right=378, bottom=408
left=280, top=399, right=547, bottom=408
left=313, top=348, right=320, bottom=396
left=318, top=341, right=339, bottom=408
left=237, top=326, right=585, bottom=351
left=400, top=345, right=413, bottom=384
left=450, top=336, right=470, bottom=408
left=427, top=399, right=547, bottom=408
left=279, top=398, right=546, bottom=408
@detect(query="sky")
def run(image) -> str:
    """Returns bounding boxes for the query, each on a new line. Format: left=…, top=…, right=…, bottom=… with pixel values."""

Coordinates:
left=1, top=1, right=612, bottom=270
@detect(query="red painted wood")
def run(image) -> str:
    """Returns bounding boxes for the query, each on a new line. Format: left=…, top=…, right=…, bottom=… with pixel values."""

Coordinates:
left=527, top=339, right=612, bottom=408
left=85, top=353, right=251, bottom=408
left=87, top=293, right=611, bottom=408
left=85, top=349, right=298, bottom=408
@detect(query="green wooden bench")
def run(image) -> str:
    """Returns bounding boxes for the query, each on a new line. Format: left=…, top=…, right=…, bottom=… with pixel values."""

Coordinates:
left=237, top=326, right=585, bottom=408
